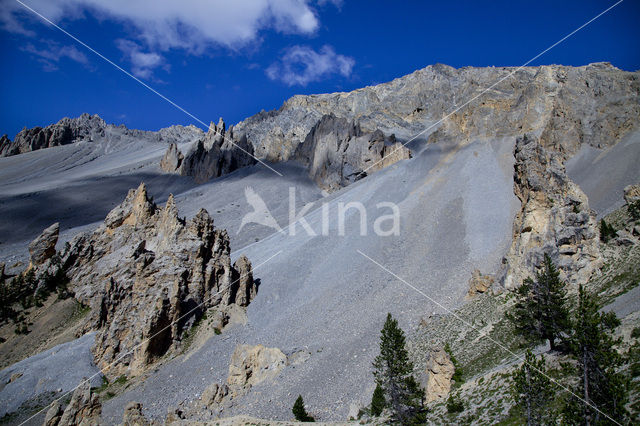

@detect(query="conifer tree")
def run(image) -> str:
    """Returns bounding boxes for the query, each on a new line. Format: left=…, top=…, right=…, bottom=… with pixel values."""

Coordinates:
left=511, top=349, right=554, bottom=425
left=563, top=286, right=628, bottom=425
left=370, top=383, right=386, bottom=416
left=508, top=254, right=570, bottom=351
left=372, top=313, right=426, bottom=424
left=292, top=395, right=314, bottom=422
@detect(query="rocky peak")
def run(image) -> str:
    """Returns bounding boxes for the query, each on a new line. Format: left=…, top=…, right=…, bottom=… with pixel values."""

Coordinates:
left=1, top=114, right=107, bottom=157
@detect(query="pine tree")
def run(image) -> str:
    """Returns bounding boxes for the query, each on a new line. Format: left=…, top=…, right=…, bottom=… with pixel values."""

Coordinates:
left=292, top=395, right=314, bottom=422
left=370, top=383, right=386, bottom=416
left=599, top=219, right=617, bottom=243
left=511, top=349, right=554, bottom=425
left=563, top=286, right=628, bottom=425
left=508, top=254, right=570, bottom=351
left=372, top=313, right=426, bottom=424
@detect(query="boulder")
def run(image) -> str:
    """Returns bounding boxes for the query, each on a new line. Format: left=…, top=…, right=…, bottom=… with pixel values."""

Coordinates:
left=467, top=270, right=494, bottom=297
left=424, top=347, right=455, bottom=403
left=227, top=344, right=287, bottom=395
left=29, top=223, right=59, bottom=266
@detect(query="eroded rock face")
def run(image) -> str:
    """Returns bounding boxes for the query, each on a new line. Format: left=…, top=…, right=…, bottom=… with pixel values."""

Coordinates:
left=59, top=183, right=255, bottom=378
left=294, top=114, right=411, bottom=191
left=171, top=119, right=257, bottom=184
left=424, top=347, right=455, bottom=403
left=226, top=344, right=287, bottom=395
left=44, top=380, right=101, bottom=426
left=28, top=222, right=59, bottom=267
left=1, top=114, right=106, bottom=157
left=501, top=134, right=602, bottom=290
left=159, top=143, right=184, bottom=173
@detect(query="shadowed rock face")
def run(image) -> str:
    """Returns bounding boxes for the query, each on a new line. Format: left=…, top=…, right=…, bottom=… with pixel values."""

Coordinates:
left=58, top=183, right=255, bottom=378
left=161, top=119, right=257, bottom=184
left=293, top=114, right=411, bottom=191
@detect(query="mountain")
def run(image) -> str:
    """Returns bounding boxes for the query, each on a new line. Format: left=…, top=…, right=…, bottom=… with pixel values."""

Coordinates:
left=0, top=63, right=639, bottom=424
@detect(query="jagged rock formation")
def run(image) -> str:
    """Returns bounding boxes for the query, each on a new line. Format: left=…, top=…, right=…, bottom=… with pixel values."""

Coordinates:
left=466, top=269, right=494, bottom=298
left=28, top=222, right=59, bottom=267
left=162, top=119, right=257, bottom=184
left=0, top=113, right=203, bottom=157
left=293, top=114, right=411, bottom=191
left=423, top=347, right=455, bottom=403
left=56, top=183, right=255, bottom=378
left=1, top=114, right=106, bottom=157
left=44, top=380, right=102, bottom=426
left=159, top=143, right=184, bottom=173
left=501, top=134, right=602, bottom=289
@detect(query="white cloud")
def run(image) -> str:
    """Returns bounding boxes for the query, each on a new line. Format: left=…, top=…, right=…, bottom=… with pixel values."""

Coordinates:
left=266, top=45, right=354, bottom=86
left=116, top=39, right=166, bottom=79
left=2, top=0, right=321, bottom=52
left=22, top=41, right=89, bottom=71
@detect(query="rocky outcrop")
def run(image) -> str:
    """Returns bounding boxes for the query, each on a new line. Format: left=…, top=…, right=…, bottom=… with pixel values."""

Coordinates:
left=424, top=347, right=455, bottom=403
left=169, top=119, right=257, bottom=184
left=226, top=344, right=287, bottom=395
left=58, top=183, right=256, bottom=378
left=159, top=143, right=184, bottom=173
left=28, top=222, right=59, bottom=267
left=0, top=113, right=204, bottom=157
left=44, top=380, right=101, bottom=426
left=1, top=114, right=106, bottom=157
left=624, top=184, right=640, bottom=204
left=122, top=401, right=154, bottom=426
left=294, top=114, right=411, bottom=191
left=501, top=134, right=602, bottom=290
left=466, top=270, right=494, bottom=298
left=178, top=344, right=289, bottom=420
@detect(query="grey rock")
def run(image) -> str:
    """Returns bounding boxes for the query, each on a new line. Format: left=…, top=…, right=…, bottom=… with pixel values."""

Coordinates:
left=28, top=222, right=59, bottom=266
left=159, top=143, right=184, bottom=173
left=177, top=119, right=257, bottom=184
left=294, top=114, right=411, bottom=191
left=0, top=113, right=204, bottom=158
left=615, top=230, right=635, bottom=246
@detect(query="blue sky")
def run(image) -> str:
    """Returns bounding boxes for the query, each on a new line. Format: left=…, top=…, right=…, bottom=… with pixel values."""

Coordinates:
left=0, top=0, right=638, bottom=138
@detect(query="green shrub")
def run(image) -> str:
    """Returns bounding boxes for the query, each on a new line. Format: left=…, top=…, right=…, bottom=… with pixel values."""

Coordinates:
left=292, top=395, right=314, bottom=422
left=446, top=393, right=464, bottom=413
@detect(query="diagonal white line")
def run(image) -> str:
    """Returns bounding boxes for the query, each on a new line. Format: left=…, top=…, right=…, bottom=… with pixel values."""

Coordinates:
left=17, top=250, right=282, bottom=426
left=357, top=249, right=622, bottom=425
left=13, top=0, right=284, bottom=178
left=360, top=0, right=625, bottom=176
